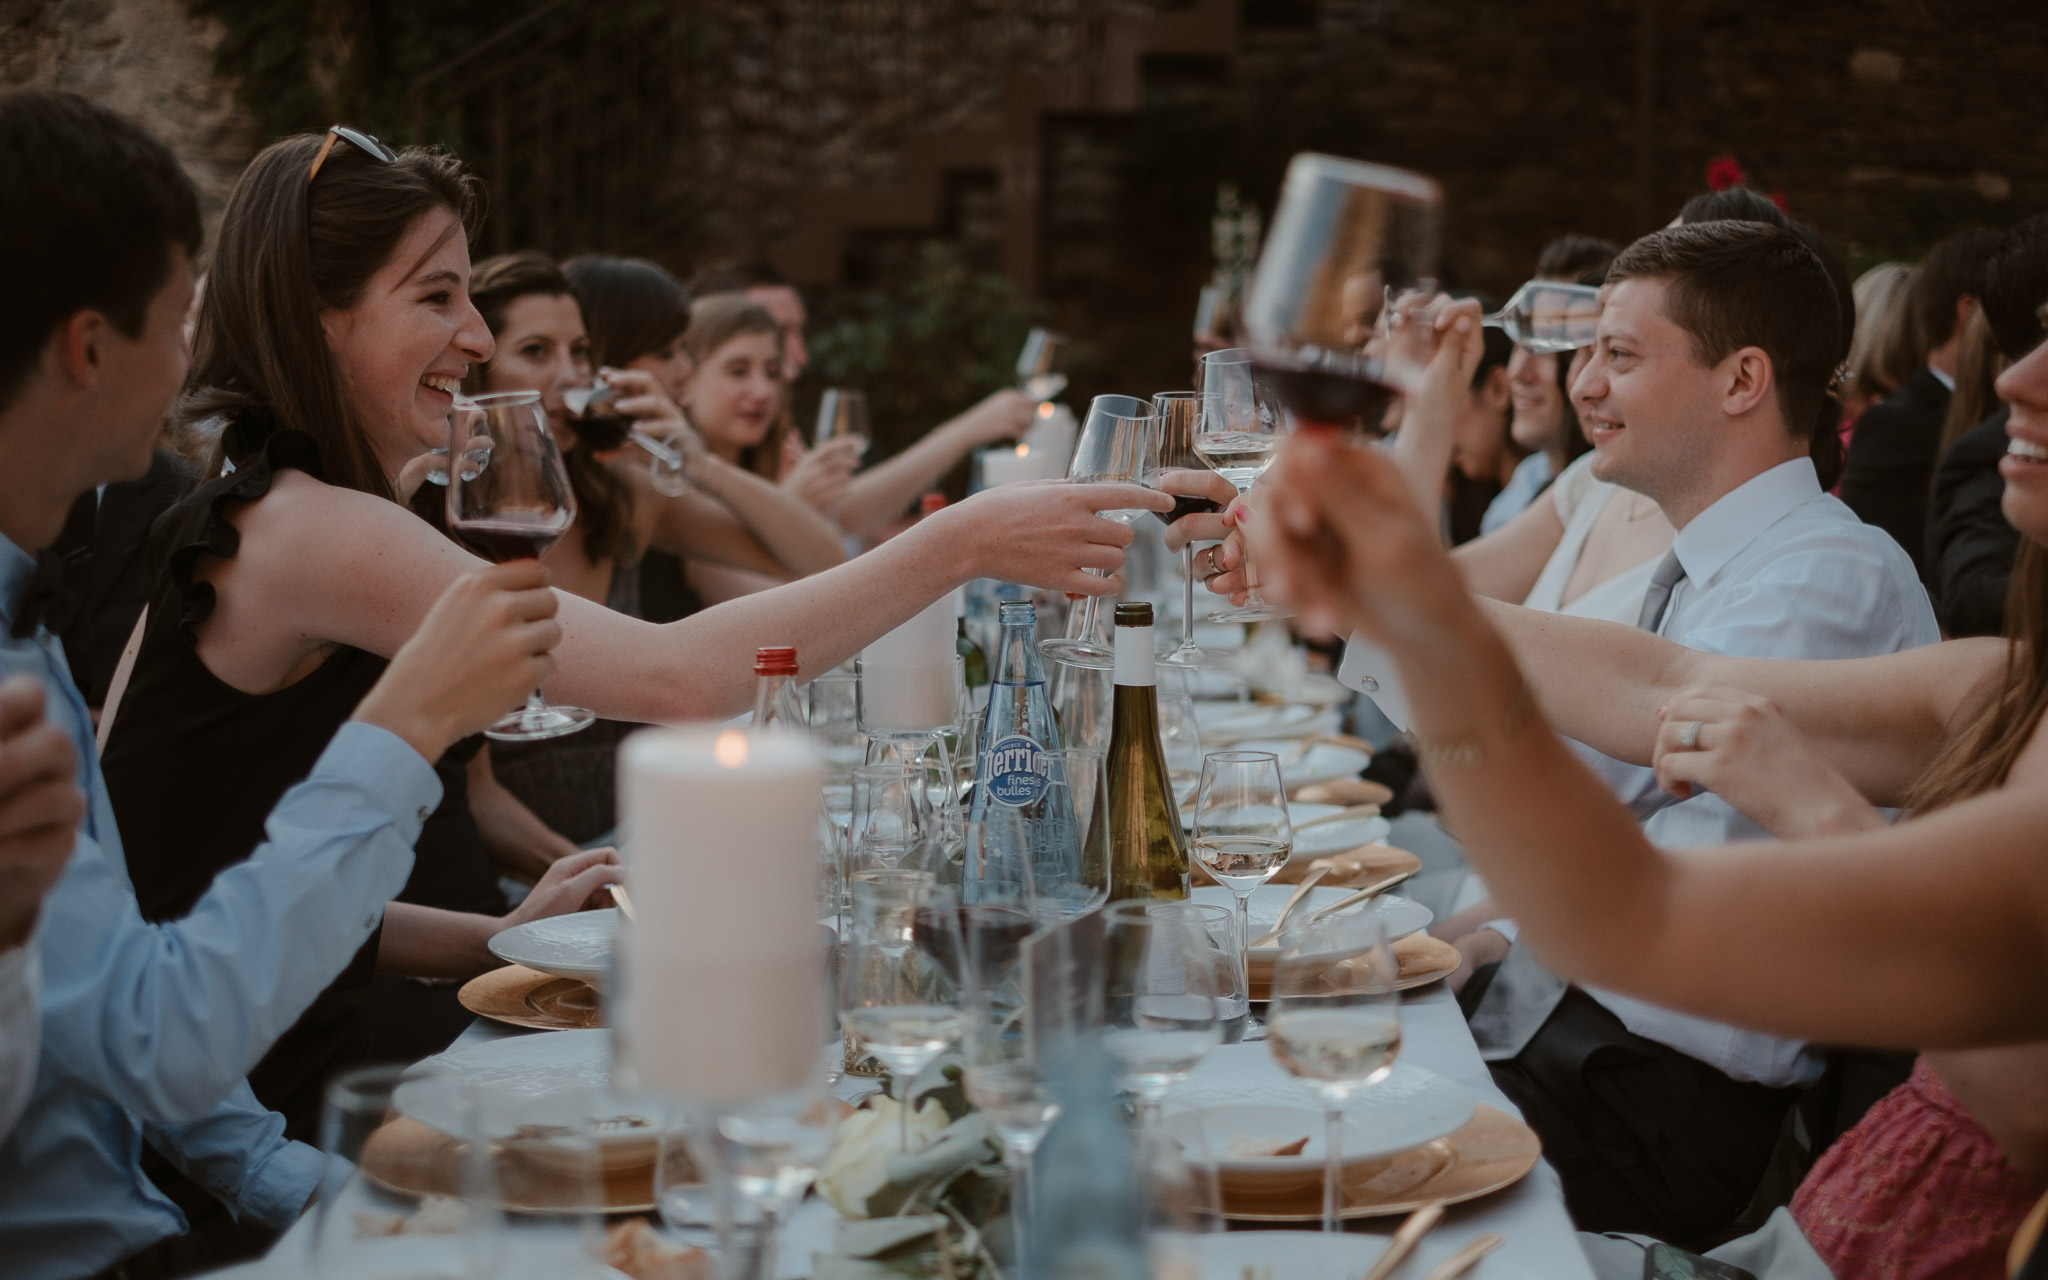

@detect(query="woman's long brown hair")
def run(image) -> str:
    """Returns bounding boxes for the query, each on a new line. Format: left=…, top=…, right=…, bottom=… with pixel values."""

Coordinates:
left=183, top=133, right=478, bottom=498
left=465, top=251, right=633, bottom=566
left=1904, top=538, right=2048, bottom=812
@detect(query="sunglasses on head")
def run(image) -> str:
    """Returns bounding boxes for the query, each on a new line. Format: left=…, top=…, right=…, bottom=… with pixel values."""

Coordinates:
left=307, top=125, right=397, bottom=183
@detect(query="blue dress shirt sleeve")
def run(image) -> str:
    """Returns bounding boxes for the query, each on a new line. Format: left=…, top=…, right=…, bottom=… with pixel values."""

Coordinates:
left=145, top=1081, right=324, bottom=1231
left=37, top=720, right=440, bottom=1125
left=0, top=942, right=38, bottom=1141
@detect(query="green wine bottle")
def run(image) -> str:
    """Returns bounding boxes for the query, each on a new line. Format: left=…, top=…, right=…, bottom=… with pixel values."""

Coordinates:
left=955, top=601, right=989, bottom=694
left=1104, top=602, right=1189, bottom=902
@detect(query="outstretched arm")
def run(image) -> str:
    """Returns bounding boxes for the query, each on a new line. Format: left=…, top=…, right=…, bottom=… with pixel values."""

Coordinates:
left=831, top=390, right=1037, bottom=538
left=1243, top=430, right=2048, bottom=1049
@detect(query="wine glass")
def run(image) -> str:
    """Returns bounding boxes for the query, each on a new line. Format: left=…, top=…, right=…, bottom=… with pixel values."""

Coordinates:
left=1195, top=351, right=1290, bottom=625
left=1053, top=746, right=1112, bottom=917
left=444, top=390, right=595, bottom=741
left=1148, top=390, right=1229, bottom=668
left=846, top=763, right=925, bottom=874
left=1484, top=280, right=1602, bottom=354
left=840, top=869, right=963, bottom=1151
left=1241, top=152, right=1443, bottom=430
left=1191, top=750, right=1293, bottom=991
left=1016, top=327, right=1069, bottom=404
left=1186, top=902, right=1253, bottom=1044
left=1266, top=908, right=1401, bottom=1232
left=562, top=377, right=691, bottom=494
left=1040, top=394, right=1158, bottom=670
left=1101, top=900, right=1222, bottom=1130
left=1154, top=667, right=1204, bottom=811
left=814, top=388, right=872, bottom=455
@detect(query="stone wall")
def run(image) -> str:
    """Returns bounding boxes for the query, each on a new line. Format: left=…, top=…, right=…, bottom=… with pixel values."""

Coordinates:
left=1, top=0, right=252, bottom=231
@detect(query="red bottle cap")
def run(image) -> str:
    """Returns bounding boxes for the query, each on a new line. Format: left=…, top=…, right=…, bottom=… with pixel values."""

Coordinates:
left=753, top=646, right=799, bottom=676
left=919, top=492, right=948, bottom=516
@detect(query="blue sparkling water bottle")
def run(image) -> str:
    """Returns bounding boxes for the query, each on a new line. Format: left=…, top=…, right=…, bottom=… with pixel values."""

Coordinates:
left=966, top=600, right=1081, bottom=906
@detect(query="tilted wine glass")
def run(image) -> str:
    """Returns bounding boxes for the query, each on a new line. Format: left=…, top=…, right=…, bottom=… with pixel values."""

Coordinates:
left=444, top=391, right=596, bottom=741
left=1040, top=394, right=1158, bottom=671
left=1016, top=327, right=1069, bottom=404
left=1483, top=279, right=1602, bottom=354
left=1195, top=350, right=1290, bottom=624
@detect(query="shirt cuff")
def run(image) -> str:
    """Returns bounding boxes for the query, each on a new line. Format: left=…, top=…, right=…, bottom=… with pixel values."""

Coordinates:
left=239, top=1138, right=324, bottom=1231
left=1479, top=918, right=1519, bottom=943
left=315, top=720, right=445, bottom=832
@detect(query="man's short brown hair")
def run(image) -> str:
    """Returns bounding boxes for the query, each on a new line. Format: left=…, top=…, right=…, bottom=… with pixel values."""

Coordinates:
left=1606, top=221, right=1841, bottom=443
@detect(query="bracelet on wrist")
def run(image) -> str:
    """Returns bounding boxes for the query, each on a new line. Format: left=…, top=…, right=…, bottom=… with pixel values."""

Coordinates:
left=1409, top=673, right=1538, bottom=768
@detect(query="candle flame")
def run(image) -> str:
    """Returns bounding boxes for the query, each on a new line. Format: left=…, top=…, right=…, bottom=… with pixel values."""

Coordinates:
left=714, top=730, right=749, bottom=768
left=1036, top=401, right=1055, bottom=418
left=1016, top=443, right=1030, bottom=457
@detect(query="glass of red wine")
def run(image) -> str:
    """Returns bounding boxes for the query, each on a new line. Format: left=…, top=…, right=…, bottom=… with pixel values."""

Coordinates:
left=1147, top=391, right=1225, bottom=668
left=444, top=391, right=596, bottom=741
left=1241, top=153, right=1442, bottom=433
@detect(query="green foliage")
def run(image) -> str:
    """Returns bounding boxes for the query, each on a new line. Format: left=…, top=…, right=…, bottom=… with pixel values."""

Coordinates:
left=807, top=244, right=1046, bottom=475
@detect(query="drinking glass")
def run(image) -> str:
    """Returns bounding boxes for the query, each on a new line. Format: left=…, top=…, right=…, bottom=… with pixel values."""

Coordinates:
left=840, top=869, right=963, bottom=1151
left=1149, top=390, right=1227, bottom=667
left=964, top=1015, right=1059, bottom=1278
left=1053, top=746, right=1112, bottom=917
left=1266, top=908, right=1402, bottom=1232
left=310, top=1065, right=500, bottom=1280
left=1484, top=280, right=1602, bottom=353
left=1191, top=750, right=1293, bottom=989
left=1101, top=901, right=1223, bottom=1129
left=562, top=378, right=690, bottom=494
left=1241, top=152, right=1444, bottom=430
left=847, top=763, right=925, bottom=874
left=445, top=390, right=595, bottom=741
left=1139, top=1116, right=1225, bottom=1275
left=814, top=388, right=872, bottom=454
left=708, top=1091, right=839, bottom=1280
left=1154, top=668, right=1204, bottom=811
left=1186, top=901, right=1252, bottom=1045
left=1195, top=352, right=1289, bottom=625
left=1048, top=653, right=1112, bottom=753
left=1016, top=327, right=1069, bottom=404
left=1040, top=395, right=1158, bottom=670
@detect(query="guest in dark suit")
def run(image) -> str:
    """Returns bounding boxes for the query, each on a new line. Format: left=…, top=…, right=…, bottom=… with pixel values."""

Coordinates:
left=48, top=446, right=195, bottom=710
left=1840, top=228, right=2002, bottom=573
left=1925, top=214, right=2048, bottom=635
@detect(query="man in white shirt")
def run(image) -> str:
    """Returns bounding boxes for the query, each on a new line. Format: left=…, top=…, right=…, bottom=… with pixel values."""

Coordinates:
left=0, top=675, right=84, bottom=1142
left=1336, top=220, right=1938, bottom=1246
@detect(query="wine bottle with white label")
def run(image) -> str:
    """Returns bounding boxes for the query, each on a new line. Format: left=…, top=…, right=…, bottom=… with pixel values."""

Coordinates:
left=1105, top=602, right=1190, bottom=902
left=966, top=600, right=1079, bottom=905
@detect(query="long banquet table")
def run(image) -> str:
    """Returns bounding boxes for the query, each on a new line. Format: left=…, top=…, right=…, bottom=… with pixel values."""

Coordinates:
left=237, top=980, right=1594, bottom=1280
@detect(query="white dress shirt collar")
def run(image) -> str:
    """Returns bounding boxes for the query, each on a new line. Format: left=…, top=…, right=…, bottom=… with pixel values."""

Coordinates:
left=1669, top=457, right=1823, bottom=590
left=1928, top=365, right=1956, bottom=392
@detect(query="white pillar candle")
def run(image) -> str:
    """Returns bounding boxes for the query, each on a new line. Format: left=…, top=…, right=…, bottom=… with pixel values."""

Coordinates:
left=1019, top=401, right=1077, bottom=472
left=615, top=727, right=825, bottom=1102
left=979, top=445, right=1035, bottom=488
left=858, top=660, right=958, bottom=734
left=864, top=594, right=954, bottom=667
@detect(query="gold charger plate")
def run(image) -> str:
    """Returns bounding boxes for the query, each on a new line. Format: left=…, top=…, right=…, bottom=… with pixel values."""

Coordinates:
left=1267, top=843, right=1423, bottom=888
left=1219, top=1103, right=1539, bottom=1221
left=1247, top=931, right=1460, bottom=1001
left=459, top=964, right=602, bottom=1031
left=361, top=1115, right=659, bottom=1214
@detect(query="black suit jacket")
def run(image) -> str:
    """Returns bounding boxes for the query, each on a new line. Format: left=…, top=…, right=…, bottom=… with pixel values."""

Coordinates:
left=53, top=449, right=197, bottom=706
left=1926, top=406, right=2018, bottom=638
left=1839, top=367, right=1952, bottom=576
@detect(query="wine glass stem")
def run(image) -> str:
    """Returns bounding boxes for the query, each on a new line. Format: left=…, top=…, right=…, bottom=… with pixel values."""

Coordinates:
left=1180, top=547, right=1199, bottom=649
left=1233, top=890, right=1253, bottom=995
left=520, top=689, right=549, bottom=725
left=1322, top=1102, right=1343, bottom=1232
left=895, top=1075, right=910, bottom=1152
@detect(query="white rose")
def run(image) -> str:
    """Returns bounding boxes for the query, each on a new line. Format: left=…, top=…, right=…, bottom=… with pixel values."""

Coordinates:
left=815, top=1095, right=950, bottom=1219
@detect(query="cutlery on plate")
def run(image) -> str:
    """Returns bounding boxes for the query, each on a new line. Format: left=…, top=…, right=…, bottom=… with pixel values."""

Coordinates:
left=1251, top=868, right=1411, bottom=947
left=1359, top=1202, right=1446, bottom=1280
left=1419, top=1233, right=1502, bottom=1280
left=1293, top=803, right=1384, bottom=832
left=1265, top=863, right=1332, bottom=940
left=609, top=884, right=637, bottom=923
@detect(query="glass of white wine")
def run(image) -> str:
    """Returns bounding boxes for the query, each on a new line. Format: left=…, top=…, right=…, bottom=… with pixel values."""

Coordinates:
left=1195, top=350, right=1289, bottom=624
left=839, top=869, right=962, bottom=1151
left=1265, top=909, right=1401, bottom=1232
left=1191, top=750, right=1292, bottom=990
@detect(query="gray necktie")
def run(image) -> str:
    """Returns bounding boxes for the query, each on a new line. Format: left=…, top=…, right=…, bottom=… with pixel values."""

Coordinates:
left=1634, top=549, right=1687, bottom=634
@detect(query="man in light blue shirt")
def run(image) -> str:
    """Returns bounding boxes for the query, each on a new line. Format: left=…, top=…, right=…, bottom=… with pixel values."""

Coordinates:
left=0, top=91, right=564, bottom=1278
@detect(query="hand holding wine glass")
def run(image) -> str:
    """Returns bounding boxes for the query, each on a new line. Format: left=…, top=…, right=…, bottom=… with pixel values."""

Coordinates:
left=444, top=391, right=596, bottom=741
left=1265, top=908, right=1401, bottom=1232
left=1148, top=393, right=1231, bottom=669
left=1040, top=395, right=1159, bottom=671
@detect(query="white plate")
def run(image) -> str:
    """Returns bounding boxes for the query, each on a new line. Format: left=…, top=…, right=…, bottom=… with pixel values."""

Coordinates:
left=1194, top=702, right=1339, bottom=743
left=1189, top=884, right=1431, bottom=946
left=397, top=1029, right=652, bottom=1142
left=1163, top=1054, right=1474, bottom=1165
left=1231, top=738, right=1373, bottom=790
left=1288, top=802, right=1393, bottom=857
left=486, top=908, right=617, bottom=985
left=1188, top=1230, right=1535, bottom=1280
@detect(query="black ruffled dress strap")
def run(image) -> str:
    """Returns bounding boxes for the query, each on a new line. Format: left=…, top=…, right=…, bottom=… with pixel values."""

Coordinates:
left=154, top=418, right=326, bottom=638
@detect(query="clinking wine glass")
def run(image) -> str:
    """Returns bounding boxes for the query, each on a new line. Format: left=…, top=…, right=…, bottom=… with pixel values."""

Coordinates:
left=1101, top=900, right=1223, bottom=1130
left=444, top=391, right=596, bottom=741
left=1191, top=750, right=1292, bottom=995
left=1040, top=394, right=1158, bottom=671
left=1266, top=908, right=1401, bottom=1232
left=562, top=376, right=691, bottom=495
left=840, top=869, right=963, bottom=1152
left=1241, top=151, right=1443, bottom=430
left=1483, top=279, right=1603, bottom=354
left=1016, top=327, right=1069, bottom=404
left=815, top=388, right=872, bottom=455
left=1195, top=351, right=1289, bottom=624
left=1149, top=390, right=1227, bottom=668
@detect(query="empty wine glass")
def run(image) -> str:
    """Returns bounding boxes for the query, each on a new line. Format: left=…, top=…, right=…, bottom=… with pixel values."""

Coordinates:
left=840, top=869, right=962, bottom=1151
left=1192, top=750, right=1293, bottom=990
left=1266, top=908, right=1401, bottom=1232
left=1195, top=352, right=1289, bottom=625
left=814, top=388, right=871, bottom=454
left=1041, top=395, right=1158, bottom=671
left=1053, top=747, right=1112, bottom=918
left=847, top=764, right=925, bottom=875
left=1484, top=279, right=1602, bottom=353
left=1016, top=327, right=1069, bottom=404
left=1149, top=390, right=1227, bottom=668
left=445, top=391, right=595, bottom=741
left=1241, top=152, right=1443, bottom=430
left=1154, top=668, right=1204, bottom=811
left=1101, top=901, right=1223, bottom=1130
left=1186, top=902, right=1253, bottom=1044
